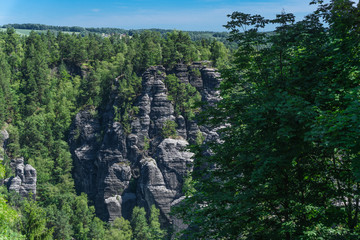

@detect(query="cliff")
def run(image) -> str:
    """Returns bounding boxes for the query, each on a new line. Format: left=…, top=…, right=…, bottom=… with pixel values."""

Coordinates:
left=68, top=62, right=221, bottom=227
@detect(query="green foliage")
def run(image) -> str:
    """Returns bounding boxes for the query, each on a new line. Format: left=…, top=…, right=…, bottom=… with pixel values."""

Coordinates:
left=71, top=193, right=98, bottom=239
left=149, top=205, right=166, bottom=240
left=182, top=172, right=196, bottom=197
left=175, top=1, right=360, bottom=239
left=144, top=136, right=150, bottom=151
left=105, top=217, right=133, bottom=240
left=162, top=31, right=199, bottom=67
left=0, top=23, right=231, bottom=239
left=164, top=74, right=201, bottom=119
left=0, top=195, right=24, bottom=239
left=0, top=89, right=5, bottom=126
left=161, top=120, right=178, bottom=139
left=88, top=217, right=106, bottom=240
left=0, top=51, right=12, bottom=126
left=130, top=206, right=165, bottom=240
left=195, top=130, right=205, bottom=145
left=0, top=163, right=5, bottom=180
left=210, top=40, right=229, bottom=68
left=20, top=198, right=53, bottom=240
left=191, top=68, right=201, bottom=77
left=131, top=206, right=150, bottom=240
left=6, top=125, right=20, bottom=158
left=114, top=73, right=142, bottom=133
left=0, top=179, right=22, bottom=239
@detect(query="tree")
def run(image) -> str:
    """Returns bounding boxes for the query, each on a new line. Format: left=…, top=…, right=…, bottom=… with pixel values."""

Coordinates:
left=164, top=74, right=201, bottom=118
left=0, top=51, right=12, bottom=125
left=105, top=217, right=133, bottom=240
left=161, top=120, right=178, bottom=139
left=0, top=163, right=20, bottom=238
left=162, top=31, right=198, bottom=67
left=0, top=190, right=24, bottom=239
left=131, top=206, right=150, bottom=240
left=88, top=217, right=106, bottom=240
left=149, top=205, right=166, bottom=240
left=71, top=193, right=95, bottom=239
left=21, top=31, right=50, bottom=115
left=20, top=198, right=53, bottom=240
left=174, top=1, right=360, bottom=239
left=0, top=88, right=5, bottom=125
left=0, top=23, right=232, bottom=240
left=210, top=40, right=229, bottom=68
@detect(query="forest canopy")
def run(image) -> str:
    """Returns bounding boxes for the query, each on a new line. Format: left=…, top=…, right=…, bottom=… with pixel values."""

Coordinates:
left=1, top=0, right=359, bottom=239
left=0, top=27, right=230, bottom=239
left=174, top=0, right=360, bottom=239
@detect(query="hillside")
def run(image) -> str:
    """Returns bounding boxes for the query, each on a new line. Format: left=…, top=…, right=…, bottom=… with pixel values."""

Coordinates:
left=0, top=26, right=229, bottom=239
left=1, top=1, right=360, bottom=239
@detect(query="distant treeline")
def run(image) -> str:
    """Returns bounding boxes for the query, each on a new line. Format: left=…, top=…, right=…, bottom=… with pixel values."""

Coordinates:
left=1, top=23, right=236, bottom=48
left=1, top=23, right=128, bottom=34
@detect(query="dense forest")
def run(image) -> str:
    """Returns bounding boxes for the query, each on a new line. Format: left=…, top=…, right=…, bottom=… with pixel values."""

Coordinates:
left=0, top=26, right=229, bottom=239
left=1, top=0, right=360, bottom=239
left=0, top=23, right=236, bottom=49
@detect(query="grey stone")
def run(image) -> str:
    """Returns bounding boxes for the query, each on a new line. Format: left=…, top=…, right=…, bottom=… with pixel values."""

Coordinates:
left=5, top=161, right=37, bottom=198
left=68, top=63, right=220, bottom=227
left=156, top=139, right=193, bottom=191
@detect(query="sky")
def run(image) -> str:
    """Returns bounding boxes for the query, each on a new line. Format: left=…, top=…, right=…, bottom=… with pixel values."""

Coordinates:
left=0, top=0, right=358, bottom=31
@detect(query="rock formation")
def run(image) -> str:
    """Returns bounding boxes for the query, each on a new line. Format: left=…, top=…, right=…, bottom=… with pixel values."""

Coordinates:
left=68, top=62, right=221, bottom=227
left=2, top=157, right=37, bottom=199
left=1, top=128, right=37, bottom=199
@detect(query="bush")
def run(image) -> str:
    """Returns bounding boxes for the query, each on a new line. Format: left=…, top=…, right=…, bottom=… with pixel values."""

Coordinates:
left=161, top=120, right=177, bottom=138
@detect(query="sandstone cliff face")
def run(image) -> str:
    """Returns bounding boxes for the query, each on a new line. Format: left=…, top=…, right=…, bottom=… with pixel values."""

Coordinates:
left=69, top=62, right=220, bottom=226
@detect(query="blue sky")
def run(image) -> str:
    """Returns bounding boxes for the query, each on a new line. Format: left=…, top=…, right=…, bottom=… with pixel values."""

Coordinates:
left=0, top=0, right=355, bottom=31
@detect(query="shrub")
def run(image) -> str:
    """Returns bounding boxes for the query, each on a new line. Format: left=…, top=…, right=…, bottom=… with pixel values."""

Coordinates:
left=161, top=120, right=177, bottom=138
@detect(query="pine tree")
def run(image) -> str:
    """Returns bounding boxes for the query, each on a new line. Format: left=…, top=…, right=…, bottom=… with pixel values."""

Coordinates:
left=131, top=206, right=150, bottom=240
left=149, top=205, right=166, bottom=240
left=106, top=217, right=133, bottom=240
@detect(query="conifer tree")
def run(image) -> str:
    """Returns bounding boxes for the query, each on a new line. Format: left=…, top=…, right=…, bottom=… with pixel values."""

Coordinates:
left=149, top=205, right=166, bottom=240
left=106, top=217, right=133, bottom=240
left=131, top=206, right=150, bottom=240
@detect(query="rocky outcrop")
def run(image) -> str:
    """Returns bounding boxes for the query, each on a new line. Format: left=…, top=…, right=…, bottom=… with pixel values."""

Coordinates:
left=69, top=62, right=220, bottom=227
left=3, top=157, right=37, bottom=198
left=1, top=128, right=37, bottom=199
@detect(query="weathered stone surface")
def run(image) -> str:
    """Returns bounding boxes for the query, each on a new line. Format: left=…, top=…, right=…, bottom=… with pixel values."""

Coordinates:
left=68, top=62, right=220, bottom=228
left=138, top=157, right=178, bottom=224
left=4, top=157, right=37, bottom=198
left=69, top=108, right=101, bottom=202
left=156, top=139, right=193, bottom=191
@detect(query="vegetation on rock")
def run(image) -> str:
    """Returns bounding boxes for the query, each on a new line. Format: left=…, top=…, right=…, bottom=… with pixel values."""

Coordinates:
left=0, top=25, right=228, bottom=239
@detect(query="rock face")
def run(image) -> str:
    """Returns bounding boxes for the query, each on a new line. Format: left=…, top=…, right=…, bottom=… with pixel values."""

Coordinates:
left=69, top=62, right=220, bottom=227
left=3, top=157, right=37, bottom=198
left=1, top=128, right=37, bottom=199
